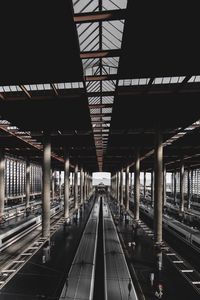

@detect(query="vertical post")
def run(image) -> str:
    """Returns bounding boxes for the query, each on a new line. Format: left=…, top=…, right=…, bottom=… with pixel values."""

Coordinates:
left=180, top=161, right=185, bottom=212
left=59, top=171, right=62, bottom=199
left=0, top=150, right=5, bottom=218
left=144, top=171, right=146, bottom=199
left=151, top=170, right=154, bottom=207
left=117, top=171, right=120, bottom=202
left=64, top=151, right=69, bottom=219
left=120, top=168, right=123, bottom=206
left=42, top=132, right=51, bottom=238
left=71, top=172, right=74, bottom=197
left=163, top=165, right=166, bottom=207
left=174, top=171, right=177, bottom=205
left=154, top=128, right=163, bottom=244
left=134, top=150, right=140, bottom=220
left=125, top=166, right=129, bottom=211
left=84, top=171, right=87, bottom=202
left=80, top=167, right=84, bottom=205
left=26, top=160, right=30, bottom=208
left=52, top=169, right=55, bottom=200
left=187, top=168, right=191, bottom=209
left=74, top=164, right=78, bottom=209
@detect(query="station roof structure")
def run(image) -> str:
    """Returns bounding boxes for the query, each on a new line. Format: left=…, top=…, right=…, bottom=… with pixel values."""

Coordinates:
left=0, top=0, right=200, bottom=172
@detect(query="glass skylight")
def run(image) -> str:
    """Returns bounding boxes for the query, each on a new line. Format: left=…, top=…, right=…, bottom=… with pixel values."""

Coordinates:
left=153, top=76, right=185, bottom=84
left=102, top=20, right=124, bottom=50
left=77, top=22, right=99, bottom=52
left=102, top=80, right=116, bottom=91
left=88, top=97, right=101, bottom=104
left=102, top=0, right=128, bottom=10
left=0, top=85, right=21, bottom=92
left=54, top=82, right=83, bottom=89
left=118, top=78, right=150, bottom=86
left=102, top=96, right=114, bottom=104
left=188, top=75, right=200, bottom=83
left=86, top=81, right=100, bottom=92
left=72, top=0, right=99, bottom=14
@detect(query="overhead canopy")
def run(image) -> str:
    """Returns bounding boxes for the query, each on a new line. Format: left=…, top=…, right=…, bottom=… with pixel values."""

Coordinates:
left=0, top=0, right=200, bottom=172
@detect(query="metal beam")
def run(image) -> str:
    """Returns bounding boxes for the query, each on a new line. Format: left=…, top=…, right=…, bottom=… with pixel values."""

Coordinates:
left=51, top=83, right=58, bottom=96
left=19, top=85, right=31, bottom=99
left=85, top=74, right=117, bottom=81
left=80, top=49, right=120, bottom=59
left=74, top=9, right=126, bottom=23
left=89, top=104, right=113, bottom=108
left=88, top=91, right=114, bottom=97
left=0, top=93, right=5, bottom=100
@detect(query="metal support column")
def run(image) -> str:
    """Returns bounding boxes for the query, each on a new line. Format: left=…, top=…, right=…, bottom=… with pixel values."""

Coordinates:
left=26, top=160, right=30, bottom=208
left=120, top=168, right=123, bottom=206
left=84, top=171, right=87, bottom=202
left=59, top=171, right=62, bottom=199
left=80, top=167, right=84, bottom=205
left=64, top=151, right=69, bottom=219
left=74, top=164, right=78, bottom=209
left=52, top=169, right=55, bottom=200
left=151, top=171, right=154, bottom=207
left=154, top=128, right=163, bottom=244
left=42, top=133, right=51, bottom=238
left=144, top=171, right=146, bottom=199
left=187, top=168, right=191, bottom=209
left=174, top=171, right=177, bottom=205
left=134, top=150, right=140, bottom=220
left=163, top=165, right=166, bottom=207
left=180, top=161, right=185, bottom=212
left=125, top=166, right=129, bottom=211
left=0, top=150, right=5, bottom=218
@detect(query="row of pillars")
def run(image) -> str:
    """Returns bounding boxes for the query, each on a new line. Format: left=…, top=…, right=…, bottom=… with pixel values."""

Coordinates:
left=111, top=129, right=163, bottom=244
left=0, top=135, right=93, bottom=239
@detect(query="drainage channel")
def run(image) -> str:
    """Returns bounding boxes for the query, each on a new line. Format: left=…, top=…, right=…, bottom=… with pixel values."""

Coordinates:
left=93, top=196, right=105, bottom=300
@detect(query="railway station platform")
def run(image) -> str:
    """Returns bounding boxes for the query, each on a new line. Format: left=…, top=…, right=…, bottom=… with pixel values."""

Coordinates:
left=109, top=197, right=200, bottom=300
left=0, top=197, right=94, bottom=300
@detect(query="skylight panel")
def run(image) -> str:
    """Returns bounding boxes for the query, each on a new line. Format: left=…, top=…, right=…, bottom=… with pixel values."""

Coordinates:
left=102, top=57, right=119, bottom=68
left=72, top=0, right=99, bottom=14
left=43, top=84, right=52, bottom=90
left=102, top=0, right=128, bottom=10
left=188, top=75, right=200, bottom=83
left=0, top=85, right=22, bottom=92
left=77, top=23, right=99, bottom=52
left=88, top=97, right=101, bottom=104
left=102, top=107, right=112, bottom=114
left=102, top=20, right=124, bottom=50
left=30, top=84, right=37, bottom=90
left=102, top=80, right=116, bottom=91
left=86, top=81, right=100, bottom=92
left=102, top=66, right=117, bottom=75
left=54, top=82, right=83, bottom=89
left=102, top=96, right=114, bottom=104
left=90, top=108, right=101, bottom=114
left=10, top=85, right=21, bottom=92
left=139, top=78, right=150, bottom=85
left=153, top=76, right=185, bottom=84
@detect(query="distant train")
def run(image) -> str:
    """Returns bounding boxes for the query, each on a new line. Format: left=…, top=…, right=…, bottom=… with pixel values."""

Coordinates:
left=139, top=204, right=200, bottom=253
left=0, top=204, right=62, bottom=252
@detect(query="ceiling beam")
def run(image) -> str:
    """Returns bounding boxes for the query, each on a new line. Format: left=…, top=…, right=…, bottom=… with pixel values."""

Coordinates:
left=89, top=104, right=113, bottom=108
left=85, top=74, right=117, bottom=81
left=80, top=49, right=120, bottom=59
left=19, top=85, right=31, bottom=99
left=0, top=93, right=5, bottom=100
left=87, top=91, right=114, bottom=97
left=51, top=83, right=58, bottom=96
left=74, top=9, right=126, bottom=23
